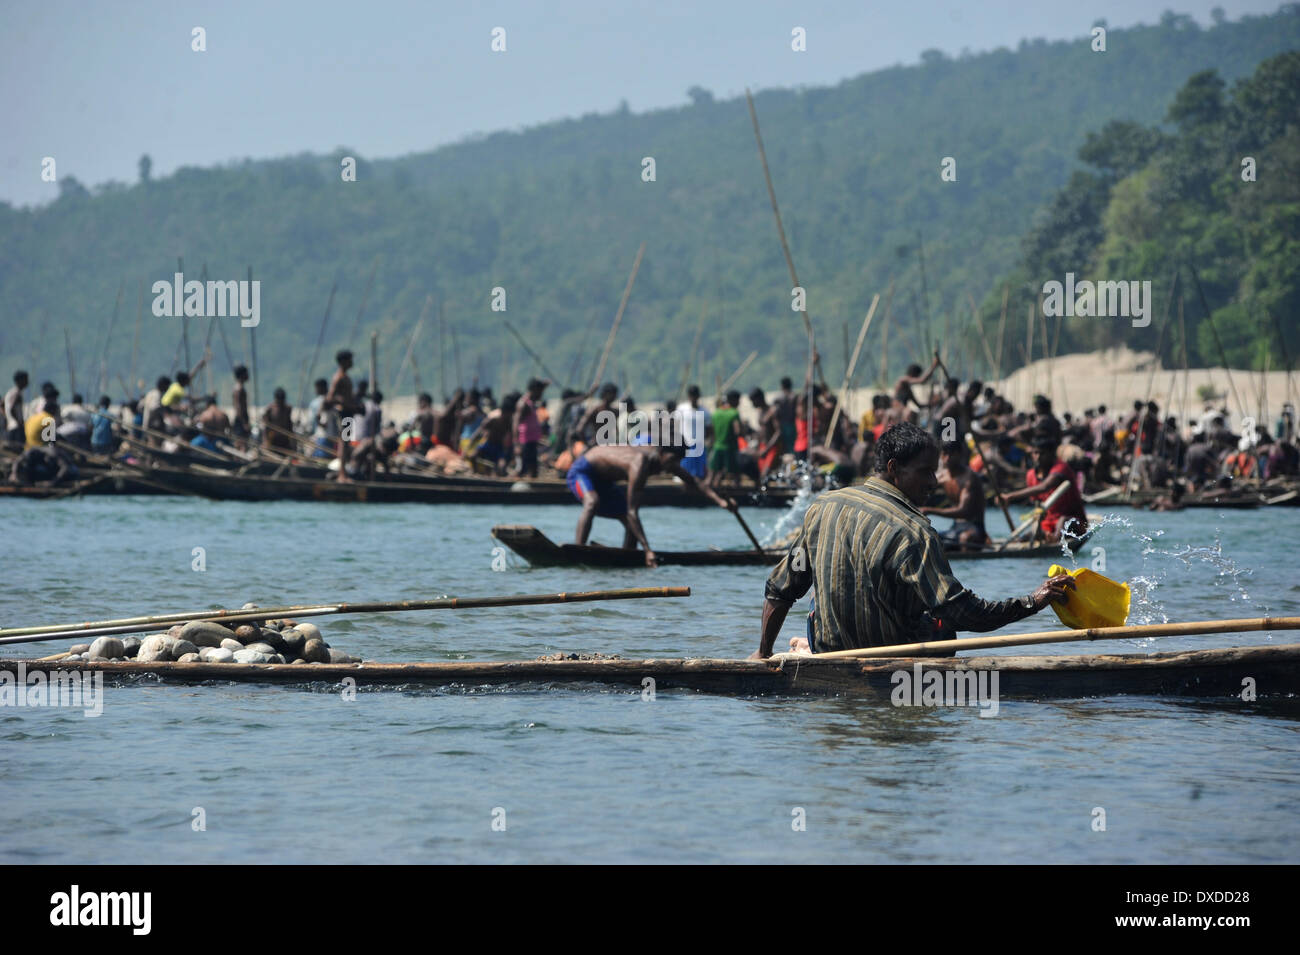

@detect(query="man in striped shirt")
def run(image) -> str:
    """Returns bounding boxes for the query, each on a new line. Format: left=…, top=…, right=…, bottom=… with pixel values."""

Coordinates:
left=753, top=422, right=1073, bottom=657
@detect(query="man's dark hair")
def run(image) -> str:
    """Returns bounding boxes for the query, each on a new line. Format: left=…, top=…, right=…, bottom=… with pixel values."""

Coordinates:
left=686, top=384, right=700, bottom=400
left=1098, top=404, right=1107, bottom=414
left=749, top=387, right=765, bottom=406
left=907, top=363, right=922, bottom=377
left=726, top=389, right=741, bottom=407
left=874, top=422, right=936, bottom=473
left=314, top=378, right=328, bottom=393
left=418, top=392, right=432, bottom=406
left=72, top=393, right=84, bottom=404
left=273, top=387, right=286, bottom=401
left=336, top=349, right=353, bottom=365
left=13, top=370, right=28, bottom=384
left=233, top=364, right=249, bottom=381
left=98, top=395, right=110, bottom=408
left=175, top=372, right=190, bottom=387
left=156, top=376, right=171, bottom=392
left=780, top=377, right=792, bottom=390
left=600, top=383, right=618, bottom=401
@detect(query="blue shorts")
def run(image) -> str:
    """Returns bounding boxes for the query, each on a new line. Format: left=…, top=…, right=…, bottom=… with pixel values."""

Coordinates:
left=566, top=456, right=627, bottom=519
left=679, top=450, right=707, bottom=479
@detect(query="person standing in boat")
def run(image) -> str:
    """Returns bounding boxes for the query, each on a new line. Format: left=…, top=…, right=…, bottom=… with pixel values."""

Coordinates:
left=752, top=423, right=1073, bottom=658
left=1002, top=430, right=1089, bottom=544
left=568, top=442, right=737, bottom=568
left=4, top=370, right=29, bottom=446
left=323, top=351, right=357, bottom=481
left=231, top=364, right=252, bottom=451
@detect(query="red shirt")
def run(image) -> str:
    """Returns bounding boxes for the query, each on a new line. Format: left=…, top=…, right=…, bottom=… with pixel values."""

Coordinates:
left=1029, top=460, right=1087, bottom=535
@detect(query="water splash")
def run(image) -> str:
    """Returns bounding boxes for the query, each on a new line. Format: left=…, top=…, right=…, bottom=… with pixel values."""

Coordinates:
left=1078, top=514, right=1264, bottom=643
left=762, top=464, right=818, bottom=547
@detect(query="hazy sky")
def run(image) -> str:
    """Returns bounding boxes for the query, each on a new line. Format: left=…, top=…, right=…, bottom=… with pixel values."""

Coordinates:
left=0, top=1, right=1285, bottom=207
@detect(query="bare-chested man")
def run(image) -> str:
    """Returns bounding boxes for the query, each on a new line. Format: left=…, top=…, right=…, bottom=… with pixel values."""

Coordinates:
left=921, top=439, right=988, bottom=550
left=231, top=365, right=252, bottom=450
left=894, top=353, right=940, bottom=413
left=195, top=397, right=231, bottom=445
left=324, top=350, right=357, bottom=481
left=566, top=443, right=737, bottom=567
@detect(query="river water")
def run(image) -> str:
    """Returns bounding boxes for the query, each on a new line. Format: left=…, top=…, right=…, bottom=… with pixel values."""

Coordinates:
left=2, top=495, right=1297, bottom=863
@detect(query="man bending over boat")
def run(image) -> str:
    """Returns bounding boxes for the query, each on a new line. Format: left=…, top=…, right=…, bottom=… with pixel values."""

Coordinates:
left=752, top=422, right=1073, bottom=658
left=569, top=443, right=737, bottom=568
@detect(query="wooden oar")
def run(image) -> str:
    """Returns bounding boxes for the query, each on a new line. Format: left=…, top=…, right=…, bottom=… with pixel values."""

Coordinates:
left=591, top=242, right=646, bottom=389
left=0, top=587, right=692, bottom=646
left=776, top=616, right=1300, bottom=662
left=731, top=508, right=765, bottom=554
left=997, top=480, right=1070, bottom=551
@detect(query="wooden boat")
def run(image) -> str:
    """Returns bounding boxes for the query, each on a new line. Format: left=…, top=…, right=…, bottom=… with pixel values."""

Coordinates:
left=4, top=643, right=1295, bottom=699
left=2, top=462, right=800, bottom=508
left=490, top=524, right=1086, bottom=568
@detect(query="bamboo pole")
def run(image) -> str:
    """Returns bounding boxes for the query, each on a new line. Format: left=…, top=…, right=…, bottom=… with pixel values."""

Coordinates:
left=966, top=292, right=998, bottom=379
left=1188, top=263, right=1245, bottom=421
left=746, top=88, right=815, bottom=455
left=591, top=242, right=646, bottom=390
left=777, top=616, right=1300, bottom=661
left=348, top=257, right=379, bottom=344
left=967, top=431, right=1016, bottom=533
left=824, top=292, right=881, bottom=442
left=0, top=587, right=694, bottom=646
left=63, top=328, right=77, bottom=398
left=720, top=350, right=759, bottom=394
left=504, top=317, right=564, bottom=386
left=130, top=279, right=144, bottom=398
left=995, top=284, right=1008, bottom=382
left=299, top=281, right=338, bottom=408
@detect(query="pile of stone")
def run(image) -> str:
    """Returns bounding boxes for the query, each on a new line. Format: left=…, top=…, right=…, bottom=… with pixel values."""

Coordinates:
left=58, top=604, right=362, bottom=665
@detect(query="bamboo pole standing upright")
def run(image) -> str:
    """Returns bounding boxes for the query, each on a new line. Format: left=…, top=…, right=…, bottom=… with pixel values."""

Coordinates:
left=130, top=280, right=144, bottom=398
left=98, top=281, right=124, bottom=397
left=63, top=328, right=77, bottom=398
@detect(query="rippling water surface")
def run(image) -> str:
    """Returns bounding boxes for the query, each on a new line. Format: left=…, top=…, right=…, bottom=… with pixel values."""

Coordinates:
left=2, top=494, right=1298, bottom=863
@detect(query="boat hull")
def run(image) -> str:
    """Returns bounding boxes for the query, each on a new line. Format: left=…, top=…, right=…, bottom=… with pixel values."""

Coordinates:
left=4, top=643, right=1296, bottom=698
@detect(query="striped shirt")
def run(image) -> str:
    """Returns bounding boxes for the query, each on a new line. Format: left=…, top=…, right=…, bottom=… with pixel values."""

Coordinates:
left=764, top=476, right=1034, bottom=651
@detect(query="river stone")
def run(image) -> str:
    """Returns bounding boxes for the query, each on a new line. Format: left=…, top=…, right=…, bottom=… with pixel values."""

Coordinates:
left=166, top=624, right=186, bottom=640
left=202, top=647, right=235, bottom=664
left=176, top=652, right=201, bottom=664
left=291, top=658, right=307, bottom=664
left=278, top=628, right=306, bottom=656
left=268, top=654, right=286, bottom=664
left=122, top=637, right=142, bottom=658
left=136, top=634, right=172, bottom=663
left=171, top=638, right=199, bottom=659
left=295, top=623, right=322, bottom=643
left=70, top=643, right=91, bottom=655
left=327, top=648, right=355, bottom=664
left=221, top=637, right=243, bottom=652
left=263, top=619, right=286, bottom=631
left=179, top=621, right=229, bottom=648
left=232, top=648, right=273, bottom=664
left=302, top=638, right=330, bottom=663
left=258, top=628, right=287, bottom=652
left=233, top=625, right=259, bottom=644
left=245, top=641, right=277, bottom=655
left=88, top=636, right=124, bottom=660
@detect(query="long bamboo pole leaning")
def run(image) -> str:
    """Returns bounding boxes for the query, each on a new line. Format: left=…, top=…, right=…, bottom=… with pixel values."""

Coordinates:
left=824, top=291, right=881, bottom=443
left=591, top=241, right=646, bottom=389
left=0, top=587, right=694, bottom=646
left=775, top=616, right=1300, bottom=662
left=746, top=87, right=816, bottom=456
left=1188, top=262, right=1246, bottom=421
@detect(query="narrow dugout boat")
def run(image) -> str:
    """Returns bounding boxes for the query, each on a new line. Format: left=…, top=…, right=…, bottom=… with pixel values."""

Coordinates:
left=490, top=524, right=1087, bottom=568
left=3, top=643, right=1296, bottom=699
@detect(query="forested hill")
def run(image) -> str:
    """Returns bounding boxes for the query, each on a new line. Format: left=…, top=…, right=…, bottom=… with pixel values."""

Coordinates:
left=3, top=8, right=1298, bottom=403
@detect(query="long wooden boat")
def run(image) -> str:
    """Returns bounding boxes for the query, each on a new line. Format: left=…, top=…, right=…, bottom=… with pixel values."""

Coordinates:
left=1, top=463, right=800, bottom=508
left=3, top=643, right=1295, bottom=699
left=490, top=524, right=1085, bottom=568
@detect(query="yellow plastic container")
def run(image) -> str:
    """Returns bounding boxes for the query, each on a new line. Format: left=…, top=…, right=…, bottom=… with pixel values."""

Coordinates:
left=1046, top=563, right=1131, bottom=630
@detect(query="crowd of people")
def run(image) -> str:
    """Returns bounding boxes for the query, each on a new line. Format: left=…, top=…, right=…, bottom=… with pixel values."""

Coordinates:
left=5, top=345, right=1298, bottom=523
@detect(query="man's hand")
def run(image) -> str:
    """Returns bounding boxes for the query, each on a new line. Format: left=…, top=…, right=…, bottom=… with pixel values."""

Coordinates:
left=1030, top=573, right=1076, bottom=610
left=644, top=549, right=658, bottom=569
left=722, top=497, right=738, bottom=512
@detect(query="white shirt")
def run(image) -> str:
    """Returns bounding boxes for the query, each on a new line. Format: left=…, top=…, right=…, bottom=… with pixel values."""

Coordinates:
left=3, top=386, right=22, bottom=431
